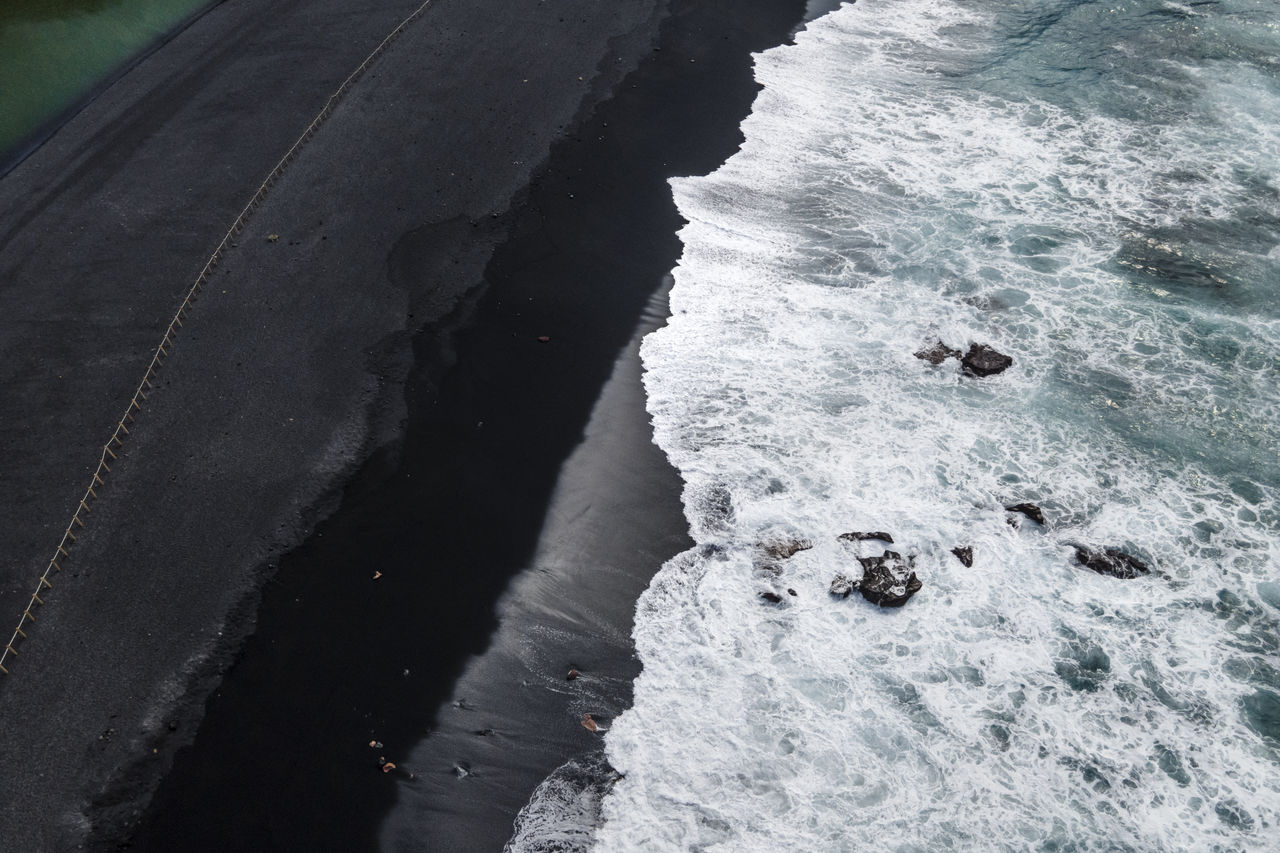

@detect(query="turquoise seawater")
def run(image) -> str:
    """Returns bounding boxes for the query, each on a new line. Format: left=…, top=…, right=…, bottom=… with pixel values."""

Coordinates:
left=517, top=0, right=1280, bottom=850
left=0, top=0, right=209, bottom=164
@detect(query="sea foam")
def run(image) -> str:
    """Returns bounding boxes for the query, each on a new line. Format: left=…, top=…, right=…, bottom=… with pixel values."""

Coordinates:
left=590, top=0, right=1280, bottom=849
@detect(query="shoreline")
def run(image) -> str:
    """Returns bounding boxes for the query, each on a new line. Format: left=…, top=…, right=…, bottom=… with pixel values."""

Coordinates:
left=0, top=0, right=808, bottom=848
left=126, top=1, right=809, bottom=848
left=382, top=283, right=689, bottom=851
left=0, top=0, right=664, bottom=845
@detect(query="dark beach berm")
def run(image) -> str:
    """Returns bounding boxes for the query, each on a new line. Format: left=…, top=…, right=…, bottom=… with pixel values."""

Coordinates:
left=0, top=0, right=807, bottom=849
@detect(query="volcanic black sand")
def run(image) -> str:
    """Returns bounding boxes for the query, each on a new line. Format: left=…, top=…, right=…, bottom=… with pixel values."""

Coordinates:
left=0, top=0, right=807, bottom=849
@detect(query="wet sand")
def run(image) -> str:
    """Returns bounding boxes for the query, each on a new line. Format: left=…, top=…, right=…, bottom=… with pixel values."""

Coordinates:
left=0, top=0, right=805, bottom=848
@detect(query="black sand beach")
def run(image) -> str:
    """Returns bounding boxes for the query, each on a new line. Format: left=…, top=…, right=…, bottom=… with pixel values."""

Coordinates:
left=0, top=0, right=806, bottom=849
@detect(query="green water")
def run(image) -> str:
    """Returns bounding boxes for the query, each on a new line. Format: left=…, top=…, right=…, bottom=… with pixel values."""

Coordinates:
left=0, top=0, right=211, bottom=164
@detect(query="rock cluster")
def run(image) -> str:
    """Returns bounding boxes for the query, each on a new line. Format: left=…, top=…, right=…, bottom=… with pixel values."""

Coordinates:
left=914, top=341, right=961, bottom=365
left=838, top=531, right=894, bottom=544
left=1006, top=502, right=1046, bottom=526
left=961, top=343, right=1014, bottom=377
left=757, top=538, right=811, bottom=602
left=758, top=499, right=1153, bottom=616
left=856, top=550, right=923, bottom=608
left=829, top=573, right=856, bottom=597
left=829, top=531, right=927, bottom=608
left=914, top=340, right=1014, bottom=377
left=1005, top=504, right=1153, bottom=579
left=1071, top=545, right=1151, bottom=579
left=760, top=539, right=813, bottom=560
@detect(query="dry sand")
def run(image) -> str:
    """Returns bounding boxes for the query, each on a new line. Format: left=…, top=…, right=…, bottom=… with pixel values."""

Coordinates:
left=0, top=0, right=806, bottom=848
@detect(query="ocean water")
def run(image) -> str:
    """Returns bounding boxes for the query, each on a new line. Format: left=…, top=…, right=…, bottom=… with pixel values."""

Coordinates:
left=514, top=0, right=1280, bottom=850
left=0, top=0, right=209, bottom=165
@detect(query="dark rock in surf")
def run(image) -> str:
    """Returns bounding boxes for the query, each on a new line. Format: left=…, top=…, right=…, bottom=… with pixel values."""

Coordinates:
left=915, top=341, right=961, bottom=365
left=961, top=343, right=1013, bottom=377
left=759, top=539, right=813, bottom=560
left=1006, top=503, right=1046, bottom=526
left=951, top=546, right=974, bottom=567
left=757, top=538, right=812, bottom=577
left=759, top=591, right=784, bottom=604
left=1072, top=545, right=1151, bottom=579
left=829, top=573, right=856, bottom=598
left=838, top=531, right=895, bottom=544
left=857, top=550, right=923, bottom=607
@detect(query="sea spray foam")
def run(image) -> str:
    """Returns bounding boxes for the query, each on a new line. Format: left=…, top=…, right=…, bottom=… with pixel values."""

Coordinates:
left=593, top=0, right=1280, bottom=849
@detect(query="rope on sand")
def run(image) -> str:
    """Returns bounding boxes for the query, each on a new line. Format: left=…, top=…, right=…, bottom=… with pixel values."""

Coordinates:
left=0, top=0, right=436, bottom=677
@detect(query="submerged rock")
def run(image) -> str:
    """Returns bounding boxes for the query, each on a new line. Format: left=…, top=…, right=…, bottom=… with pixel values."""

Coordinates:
left=1072, top=545, right=1151, bottom=579
left=759, top=591, right=784, bottom=604
left=1006, top=503, right=1046, bottom=526
left=914, top=340, right=961, bottom=365
left=829, top=573, right=856, bottom=598
left=1054, top=642, right=1112, bottom=692
left=838, top=531, right=895, bottom=544
left=857, top=550, right=923, bottom=607
left=759, top=539, right=813, bottom=560
left=961, top=343, right=1014, bottom=377
left=951, top=546, right=974, bottom=567
left=693, top=483, right=735, bottom=534
left=1242, top=688, right=1280, bottom=743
